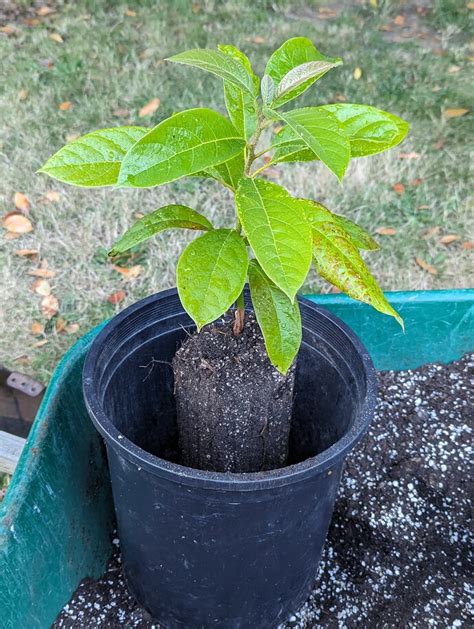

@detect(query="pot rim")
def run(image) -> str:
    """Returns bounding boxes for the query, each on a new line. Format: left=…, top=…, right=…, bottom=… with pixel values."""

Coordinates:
left=83, top=288, right=378, bottom=491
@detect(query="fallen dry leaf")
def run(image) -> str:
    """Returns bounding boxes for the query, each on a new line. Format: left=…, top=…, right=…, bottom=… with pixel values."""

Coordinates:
left=375, top=227, right=397, bottom=236
left=139, top=98, right=160, bottom=117
left=107, top=290, right=126, bottom=305
left=380, top=24, right=392, bottom=32
left=431, top=85, right=441, bottom=93
left=32, top=278, right=51, bottom=296
left=318, top=7, right=338, bottom=18
left=4, top=232, right=21, bottom=240
left=394, top=14, right=405, bottom=26
left=125, top=9, right=137, bottom=16
left=65, top=322, right=80, bottom=334
left=15, top=248, right=38, bottom=258
left=2, top=213, right=33, bottom=233
left=399, top=152, right=419, bottom=159
left=392, top=182, right=405, bottom=195
left=65, top=132, right=80, bottom=142
left=49, top=33, right=63, bottom=43
left=24, top=18, right=41, bottom=26
left=36, top=6, right=55, bottom=16
left=353, top=67, right=362, bottom=80
left=133, top=211, right=145, bottom=219
left=113, top=108, right=130, bottom=118
left=42, top=190, right=60, bottom=202
left=31, top=321, right=45, bottom=335
left=448, top=65, right=461, bottom=74
left=14, top=355, right=32, bottom=366
left=40, top=294, right=59, bottom=319
left=32, top=339, right=49, bottom=349
left=191, top=2, right=201, bottom=13
left=433, top=138, right=445, bottom=150
left=443, top=108, right=469, bottom=119
left=59, top=101, right=73, bottom=111
left=468, top=2, right=474, bottom=9
left=55, top=317, right=67, bottom=333
left=28, top=268, right=56, bottom=278
left=410, top=178, right=423, bottom=186
left=18, top=89, right=29, bottom=101
left=439, top=234, right=460, bottom=244
left=1, top=25, right=15, bottom=34
left=462, top=241, right=473, bottom=250
left=416, top=257, right=438, bottom=275
left=423, top=226, right=440, bottom=239
left=334, top=92, right=347, bottom=102
left=417, top=205, right=430, bottom=210
left=14, top=191, right=30, bottom=213
left=329, top=285, right=341, bottom=293
left=112, top=264, right=143, bottom=279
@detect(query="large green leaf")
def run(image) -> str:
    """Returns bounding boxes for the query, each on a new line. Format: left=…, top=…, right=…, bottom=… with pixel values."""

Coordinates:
left=118, top=109, right=245, bottom=188
left=177, top=229, right=248, bottom=329
left=301, top=199, right=379, bottom=251
left=236, top=178, right=312, bottom=301
left=167, top=49, right=257, bottom=96
left=265, top=37, right=342, bottom=107
left=275, top=108, right=350, bottom=181
left=311, top=220, right=403, bottom=327
left=202, top=152, right=245, bottom=191
left=321, top=104, right=409, bottom=157
left=109, top=205, right=213, bottom=256
left=273, top=104, right=409, bottom=163
left=248, top=260, right=301, bottom=374
left=218, top=44, right=259, bottom=140
left=275, top=59, right=342, bottom=104
left=38, top=127, right=147, bottom=187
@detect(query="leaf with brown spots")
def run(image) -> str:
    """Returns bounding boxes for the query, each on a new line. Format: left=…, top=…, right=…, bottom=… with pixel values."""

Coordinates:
left=139, top=98, right=160, bottom=117
left=13, top=192, right=30, bottom=213
left=59, top=101, right=72, bottom=111
left=439, top=234, right=459, bottom=244
left=107, top=290, right=126, bottom=304
left=375, top=227, right=397, bottom=236
left=32, top=278, right=51, bottom=296
left=28, top=268, right=56, bottom=278
left=2, top=213, right=33, bottom=233
left=40, top=294, right=59, bottom=319
left=442, top=108, right=469, bottom=119
left=415, top=257, right=438, bottom=275
left=392, top=182, right=405, bottom=194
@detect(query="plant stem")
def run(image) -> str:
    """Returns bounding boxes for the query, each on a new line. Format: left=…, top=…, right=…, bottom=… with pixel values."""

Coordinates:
left=233, top=290, right=245, bottom=336
left=251, top=161, right=276, bottom=178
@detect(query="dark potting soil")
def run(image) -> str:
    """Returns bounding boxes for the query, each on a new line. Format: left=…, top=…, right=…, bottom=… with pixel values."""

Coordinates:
left=172, top=314, right=295, bottom=472
left=54, top=353, right=473, bottom=628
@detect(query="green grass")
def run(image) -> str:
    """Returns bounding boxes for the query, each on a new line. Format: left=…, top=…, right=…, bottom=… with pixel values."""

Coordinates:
left=0, top=0, right=472, bottom=382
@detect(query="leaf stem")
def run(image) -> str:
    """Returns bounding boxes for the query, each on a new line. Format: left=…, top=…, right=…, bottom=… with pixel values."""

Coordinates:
left=251, top=161, right=277, bottom=178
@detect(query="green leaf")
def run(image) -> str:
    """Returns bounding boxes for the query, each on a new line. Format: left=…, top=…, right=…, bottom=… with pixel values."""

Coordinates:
left=167, top=49, right=257, bottom=96
left=321, top=104, right=409, bottom=157
left=274, top=108, right=350, bottom=181
left=118, top=108, right=245, bottom=188
left=265, top=37, right=342, bottom=107
left=311, top=220, right=403, bottom=327
left=218, top=44, right=259, bottom=140
left=109, top=205, right=213, bottom=256
left=301, top=199, right=379, bottom=251
left=260, top=74, right=275, bottom=105
left=236, top=178, right=312, bottom=301
left=272, top=104, right=409, bottom=163
left=275, top=59, right=342, bottom=103
left=177, top=229, right=249, bottom=329
left=38, top=127, right=147, bottom=187
left=248, top=260, right=301, bottom=374
left=201, top=152, right=245, bottom=191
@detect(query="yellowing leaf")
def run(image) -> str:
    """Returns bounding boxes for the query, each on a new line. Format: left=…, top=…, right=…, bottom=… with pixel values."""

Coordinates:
left=28, top=268, right=56, bottom=278
left=439, top=234, right=459, bottom=244
left=443, top=108, right=469, bottom=119
left=32, top=278, right=51, bottom=296
left=40, top=294, right=59, bottom=319
left=2, top=213, right=33, bottom=233
left=139, top=98, right=160, bottom=117
left=415, top=257, right=438, bottom=275
left=59, top=101, right=72, bottom=111
left=49, top=33, right=63, bottom=43
left=14, top=192, right=30, bottom=213
left=353, top=67, right=362, bottom=80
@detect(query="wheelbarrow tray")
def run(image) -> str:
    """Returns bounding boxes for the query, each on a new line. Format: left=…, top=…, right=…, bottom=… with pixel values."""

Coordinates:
left=1, top=289, right=473, bottom=629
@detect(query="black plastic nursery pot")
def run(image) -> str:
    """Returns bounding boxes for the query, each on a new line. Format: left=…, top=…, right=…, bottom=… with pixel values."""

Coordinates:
left=83, top=288, right=377, bottom=629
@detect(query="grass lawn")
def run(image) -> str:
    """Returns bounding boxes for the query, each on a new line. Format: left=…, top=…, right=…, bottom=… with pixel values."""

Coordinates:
left=0, top=0, right=472, bottom=383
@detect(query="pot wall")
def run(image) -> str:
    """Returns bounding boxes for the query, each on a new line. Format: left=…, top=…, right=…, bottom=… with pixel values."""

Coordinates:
left=83, top=289, right=377, bottom=628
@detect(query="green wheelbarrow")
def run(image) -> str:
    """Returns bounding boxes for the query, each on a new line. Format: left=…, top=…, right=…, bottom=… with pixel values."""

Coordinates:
left=1, top=290, right=473, bottom=629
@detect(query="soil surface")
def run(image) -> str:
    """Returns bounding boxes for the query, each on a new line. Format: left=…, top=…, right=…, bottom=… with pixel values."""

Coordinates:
left=172, top=314, right=295, bottom=472
left=54, top=354, right=473, bottom=628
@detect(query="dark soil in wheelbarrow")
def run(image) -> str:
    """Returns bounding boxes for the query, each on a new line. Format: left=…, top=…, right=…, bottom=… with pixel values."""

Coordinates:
left=54, top=353, right=473, bottom=628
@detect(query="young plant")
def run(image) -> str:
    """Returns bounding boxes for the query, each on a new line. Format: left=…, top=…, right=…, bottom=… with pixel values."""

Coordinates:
left=39, top=37, right=408, bottom=374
